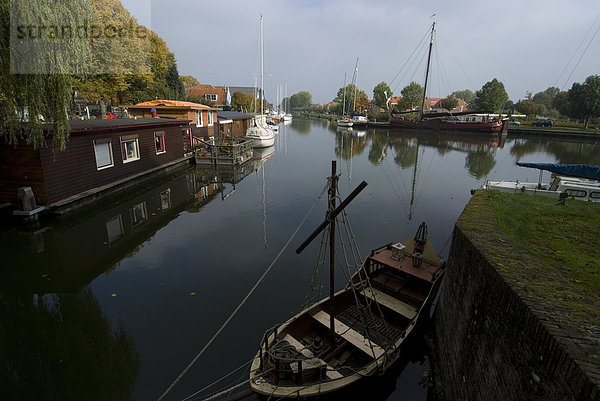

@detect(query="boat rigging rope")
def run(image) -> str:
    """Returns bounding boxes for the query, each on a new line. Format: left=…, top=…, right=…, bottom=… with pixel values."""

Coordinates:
left=181, top=359, right=253, bottom=401
left=156, top=178, right=332, bottom=401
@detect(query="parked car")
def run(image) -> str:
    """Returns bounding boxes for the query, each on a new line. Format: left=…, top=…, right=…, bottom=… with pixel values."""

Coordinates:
left=508, top=120, right=520, bottom=128
left=532, top=119, right=553, bottom=127
left=105, top=112, right=118, bottom=119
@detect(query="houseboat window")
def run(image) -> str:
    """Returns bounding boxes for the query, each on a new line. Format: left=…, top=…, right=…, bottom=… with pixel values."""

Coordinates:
left=94, top=140, right=113, bottom=169
left=121, top=136, right=140, bottom=162
left=205, top=94, right=218, bottom=101
left=564, top=189, right=587, bottom=198
left=208, top=110, right=214, bottom=126
left=589, top=191, right=600, bottom=199
left=196, top=111, right=203, bottom=127
left=155, top=132, right=166, bottom=154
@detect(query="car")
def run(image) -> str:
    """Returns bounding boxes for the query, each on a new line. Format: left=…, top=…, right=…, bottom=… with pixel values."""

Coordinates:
left=508, top=120, right=520, bottom=128
left=532, top=119, right=553, bottom=127
left=105, top=112, right=118, bottom=119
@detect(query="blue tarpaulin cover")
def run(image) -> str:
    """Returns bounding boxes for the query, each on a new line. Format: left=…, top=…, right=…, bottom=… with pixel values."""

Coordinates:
left=517, top=163, right=600, bottom=180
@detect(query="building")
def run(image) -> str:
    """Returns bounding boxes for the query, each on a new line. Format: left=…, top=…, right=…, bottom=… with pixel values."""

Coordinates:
left=216, top=111, right=253, bottom=138
left=186, top=84, right=230, bottom=107
left=126, top=99, right=220, bottom=140
left=0, top=118, right=193, bottom=213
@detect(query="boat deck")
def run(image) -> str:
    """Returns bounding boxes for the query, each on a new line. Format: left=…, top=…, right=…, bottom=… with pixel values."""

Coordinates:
left=368, top=248, right=438, bottom=284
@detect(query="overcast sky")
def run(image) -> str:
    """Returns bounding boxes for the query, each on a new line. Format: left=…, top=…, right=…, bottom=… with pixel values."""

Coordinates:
left=121, top=0, right=599, bottom=104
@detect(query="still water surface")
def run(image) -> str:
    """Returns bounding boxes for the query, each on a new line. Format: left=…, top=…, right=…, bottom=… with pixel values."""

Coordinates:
left=2, top=120, right=599, bottom=400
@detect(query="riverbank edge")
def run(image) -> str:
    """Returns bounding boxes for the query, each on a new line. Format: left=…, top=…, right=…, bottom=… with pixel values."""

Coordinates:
left=431, top=190, right=599, bottom=401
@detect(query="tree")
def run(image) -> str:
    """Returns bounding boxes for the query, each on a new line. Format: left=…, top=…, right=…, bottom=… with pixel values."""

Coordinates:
left=335, top=84, right=358, bottom=115
left=440, top=96, right=459, bottom=111
left=181, top=75, right=200, bottom=87
left=532, top=87, right=560, bottom=107
left=396, top=82, right=424, bottom=111
left=567, top=75, right=600, bottom=128
left=1, top=0, right=90, bottom=149
left=450, top=89, right=475, bottom=104
left=164, top=62, right=185, bottom=100
left=373, top=82, right=392, bottom=109
left=231, top=92, right=256, bottom=112
left=473, top=78, right=509, bottom=112
left=552, top=91, right=570, bottom=116
left=516, top=100, right=544, bottom=118
left=289, top=91, right=312, bottom=111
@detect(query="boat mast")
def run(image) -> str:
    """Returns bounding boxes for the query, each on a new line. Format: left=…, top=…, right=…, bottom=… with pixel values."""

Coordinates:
left=420, top=22, right=435, bottom=120
left=260, top=15, right=264, bottom=120
left=342, top=73, right=347, bottom=118
left=328, top=160, right=338, bottom=340
left=352, top=58, right=359, bottom=115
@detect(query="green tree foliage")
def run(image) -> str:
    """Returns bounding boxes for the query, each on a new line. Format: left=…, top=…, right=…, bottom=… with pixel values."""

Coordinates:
left=74, top=1, right=184, bottom=104
left=289, top=91, right=312, bottom=111
left=373, top=82, right=392, bottom=109
left=566, top=75, right=600, bottom=128
left=397, top=82, right=424, bottom=111
left=516, top=100, right=545, bottom=117
left=473, top=78, right=509, bottom=112
left=532, top=87, right=560, bottom=107
left=450, top=89, right=475, bottom=104
left=0, top=0, right=90, bottom=149
left=181, top=75, right=200, bottom=87
left=231, top=92, right=256, bottom=112
left=440, top=96, right=459, bottom=111
left=335, top=84, right=368, bottom=115
left=552, top=91, right=570, bottom=116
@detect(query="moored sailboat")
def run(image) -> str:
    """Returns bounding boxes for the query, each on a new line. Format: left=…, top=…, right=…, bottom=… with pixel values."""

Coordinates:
left=246, top=15, right=275, bottom=148
left=249, top=161, right=446, bottom=398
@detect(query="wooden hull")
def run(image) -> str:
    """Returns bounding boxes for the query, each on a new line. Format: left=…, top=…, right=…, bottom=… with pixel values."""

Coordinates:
left=249, top=238, right=445, bottom=398
left=390, top=115, right=507, bottom=133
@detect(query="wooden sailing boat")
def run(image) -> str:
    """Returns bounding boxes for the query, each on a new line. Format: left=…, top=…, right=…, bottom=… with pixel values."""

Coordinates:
left=389, top=22, right=508, bottom=134
left=249, top=161, right=446, bottom=398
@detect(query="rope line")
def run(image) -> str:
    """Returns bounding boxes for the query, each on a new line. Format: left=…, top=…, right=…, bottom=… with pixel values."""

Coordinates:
left=181, top=359, right=252, bottom=401
left=156, top=179, right=332, bottom=401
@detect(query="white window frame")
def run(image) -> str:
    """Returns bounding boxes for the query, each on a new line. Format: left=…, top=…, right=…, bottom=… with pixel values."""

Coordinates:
left=208, top=110, right=214, bottom=126
left=196, top=110, right=203, bottom=127
left=154, top=131, right=166, bottom=155
left=93, top=140, right=114, bottom=170
left=121, top=135, right=140, bottom=163
left=205, top=94, right=218, bottom=101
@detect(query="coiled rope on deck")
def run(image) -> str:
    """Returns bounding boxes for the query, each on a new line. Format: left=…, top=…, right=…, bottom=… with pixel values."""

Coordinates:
left=157, top=178, right=332, bottom=401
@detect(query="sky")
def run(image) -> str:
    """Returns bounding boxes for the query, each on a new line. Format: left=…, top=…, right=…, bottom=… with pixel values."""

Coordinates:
left=121, top=0, right=600, bottom=104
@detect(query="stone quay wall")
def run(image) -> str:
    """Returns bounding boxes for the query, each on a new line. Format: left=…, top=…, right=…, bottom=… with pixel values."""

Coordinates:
left=432, top=192, right=599, bottom=401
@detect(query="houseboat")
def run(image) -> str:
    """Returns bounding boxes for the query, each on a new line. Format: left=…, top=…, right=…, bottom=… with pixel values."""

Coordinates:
left=1, top=118, right=194, bottom=214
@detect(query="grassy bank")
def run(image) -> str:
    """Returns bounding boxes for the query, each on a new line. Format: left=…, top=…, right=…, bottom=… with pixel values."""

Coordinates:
left=461, top=190, right=599, bottom=326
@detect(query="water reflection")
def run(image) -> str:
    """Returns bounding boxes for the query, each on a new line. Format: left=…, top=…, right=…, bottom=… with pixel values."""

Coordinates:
left=0, top=290, right=140, bottom=400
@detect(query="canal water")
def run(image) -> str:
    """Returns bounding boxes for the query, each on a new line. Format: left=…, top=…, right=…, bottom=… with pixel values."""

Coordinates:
left=1, top=120, right=599, bottom=400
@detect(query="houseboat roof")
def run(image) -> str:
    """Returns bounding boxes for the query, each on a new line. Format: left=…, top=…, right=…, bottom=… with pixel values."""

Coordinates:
left=55, top=118, right=191, bottom=134
left=126, top=99, right=221, bottom=111
left=217, top=111, right=254, bottom=120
